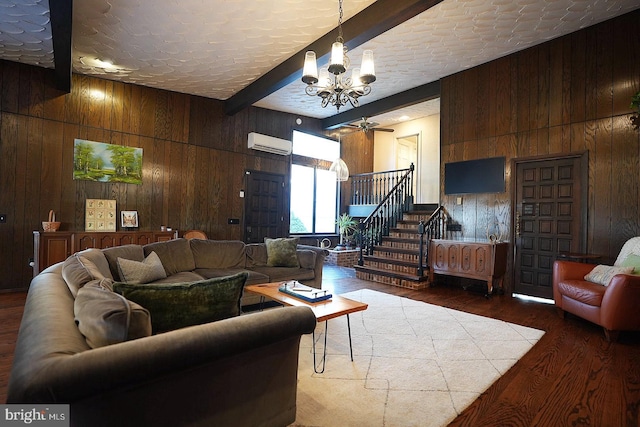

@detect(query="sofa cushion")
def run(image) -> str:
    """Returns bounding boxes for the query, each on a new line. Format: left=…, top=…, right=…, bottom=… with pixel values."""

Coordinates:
left=190, top=239, right=246, bottom=269
left=113, top=272, right=248, bottom=334
left=265, top=237, right=299, bottom=267
left=62, top=248, right=113, bottom=297
left=297, top=250, right=317, bottom=270
left=584, top=264, right=634, bottom=286
left=149, top=271, right=205, bottom=284
left=194, top=268, right=269, bottom=285
left=103, top=245, right=145, bottom=281
left=143, top=238, right=196, bottom=275
left=74, top=279, right=152, bottom=348
left=245, top=243, right=268, bottom=267
left=251, top=266, right=315, bottom=283
left=557, top=279, right=606, bottom=307
left=117, top=251, right=167, bottom=284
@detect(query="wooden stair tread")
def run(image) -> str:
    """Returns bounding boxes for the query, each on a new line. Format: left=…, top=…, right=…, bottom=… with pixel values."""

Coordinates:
left=363, top=255, right=427, bottom=269
left=390, top=227, right=420, bottom=233
left=354, top=265, right=428, bottom=281
left=382, top=236, right=423, bottom=243
left=370, top=246, right=422, bottom=255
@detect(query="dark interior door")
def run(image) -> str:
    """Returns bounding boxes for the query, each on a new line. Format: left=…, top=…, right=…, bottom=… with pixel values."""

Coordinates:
left=514, top=155, right=587, bottom=299
left=244, top=170, right=286, bottom=243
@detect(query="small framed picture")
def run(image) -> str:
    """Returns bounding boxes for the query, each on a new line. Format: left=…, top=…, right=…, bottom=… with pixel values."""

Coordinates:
left=121, top=211, right=139, bottom=228
left=86, top=199, right=116, bottom=231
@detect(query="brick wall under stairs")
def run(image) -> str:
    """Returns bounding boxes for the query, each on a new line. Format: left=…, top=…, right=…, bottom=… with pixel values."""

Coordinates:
left=354, top=209, right=434, bottom=290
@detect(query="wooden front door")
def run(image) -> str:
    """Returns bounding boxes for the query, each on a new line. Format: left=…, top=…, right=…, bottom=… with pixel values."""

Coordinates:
left=513, top=154, right=587, bottom=299
left=244, top=170, right=286, bottom=243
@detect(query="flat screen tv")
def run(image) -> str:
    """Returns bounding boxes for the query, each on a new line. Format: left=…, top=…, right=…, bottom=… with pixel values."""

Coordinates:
left=444, top=156, right=505, bottom=195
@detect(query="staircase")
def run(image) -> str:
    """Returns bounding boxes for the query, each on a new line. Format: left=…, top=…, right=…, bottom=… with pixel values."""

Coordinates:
left=354, top=206, right=442, bottom=290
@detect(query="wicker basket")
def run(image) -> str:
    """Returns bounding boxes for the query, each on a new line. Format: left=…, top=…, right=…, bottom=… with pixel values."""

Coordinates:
left=42, top=210, right=61, bottom=232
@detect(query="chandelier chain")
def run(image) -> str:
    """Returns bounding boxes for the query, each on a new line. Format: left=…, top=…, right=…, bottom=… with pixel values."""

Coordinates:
left=337, top=0, right=344, bottom=42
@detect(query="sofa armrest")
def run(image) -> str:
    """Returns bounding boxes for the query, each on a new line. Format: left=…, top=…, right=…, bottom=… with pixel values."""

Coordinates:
left=600, top=274, right=640, bottom=331
left=297, top=249, right=317, bottom=269
left=553, top=260, right=598, bottom=305
left=296, top=245, right=329, bottom=289
left=9, top=306, right=317, bottom=404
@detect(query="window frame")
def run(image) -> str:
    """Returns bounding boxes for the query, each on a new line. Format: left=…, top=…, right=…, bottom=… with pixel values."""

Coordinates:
left=289, top=131, right=340, bottom=236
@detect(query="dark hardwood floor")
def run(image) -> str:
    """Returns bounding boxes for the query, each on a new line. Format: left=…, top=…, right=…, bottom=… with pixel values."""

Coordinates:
left=0, top=290, right=26, bottom=404
left=322, top=266, right=640, bottom=427
left=2, top=266, right=639, bottom=426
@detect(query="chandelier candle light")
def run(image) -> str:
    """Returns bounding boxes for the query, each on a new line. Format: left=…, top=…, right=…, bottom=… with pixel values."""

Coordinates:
left=329, top=132, right=349, bottom=181
left=302, top=0, right=376, bottom=111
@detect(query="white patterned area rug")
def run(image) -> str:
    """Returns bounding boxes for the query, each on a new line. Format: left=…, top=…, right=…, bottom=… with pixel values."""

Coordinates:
left=291, top=289, right=545, bottom=427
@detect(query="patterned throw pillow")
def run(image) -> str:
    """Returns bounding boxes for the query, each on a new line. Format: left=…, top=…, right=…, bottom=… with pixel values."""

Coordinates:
left=113, top=272, right=248, bottom=334
left=265, top=237, right=299, bottom=267
left=584, top=264, right=634, bottom=286
left=117, top=251, right=167, bottom=284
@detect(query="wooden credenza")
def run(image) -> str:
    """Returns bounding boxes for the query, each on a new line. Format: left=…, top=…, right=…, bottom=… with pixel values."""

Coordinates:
left=429, top=239, right=508, bottom=295
left=33, top=231, right=177, bottom=276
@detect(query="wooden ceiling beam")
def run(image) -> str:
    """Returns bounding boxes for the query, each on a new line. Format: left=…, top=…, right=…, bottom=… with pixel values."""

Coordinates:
left=49, top=0, right=73, bottom=93
left=321, top=80, right=441, bottom=129
left=224, top=0, right=443, bottom=116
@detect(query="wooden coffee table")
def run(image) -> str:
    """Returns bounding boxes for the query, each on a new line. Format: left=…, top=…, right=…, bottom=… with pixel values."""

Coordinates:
left=245, top=282, right=368, bottom=373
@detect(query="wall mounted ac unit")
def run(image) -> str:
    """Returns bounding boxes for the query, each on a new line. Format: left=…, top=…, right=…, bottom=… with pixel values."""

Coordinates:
left=247, top=132, right=292, bottom=155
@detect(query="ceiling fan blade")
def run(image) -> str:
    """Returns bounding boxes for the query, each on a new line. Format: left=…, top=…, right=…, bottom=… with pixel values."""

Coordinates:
left=367, top=121, right=380, bottom=127
left=342, top=124, right=361, bottom=129
left=373, top=128, right=395, bottom=132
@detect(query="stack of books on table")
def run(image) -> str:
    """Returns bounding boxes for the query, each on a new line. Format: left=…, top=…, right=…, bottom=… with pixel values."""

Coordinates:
left=278, top=281, right=332, bottom=303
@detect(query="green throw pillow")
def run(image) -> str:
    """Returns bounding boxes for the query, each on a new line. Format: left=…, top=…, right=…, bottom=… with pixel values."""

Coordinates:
left=113, top=272, right=248, bottom=334
left=620, top=253, right=640, bottom=274
left=265, top=237, right=299, bottom=267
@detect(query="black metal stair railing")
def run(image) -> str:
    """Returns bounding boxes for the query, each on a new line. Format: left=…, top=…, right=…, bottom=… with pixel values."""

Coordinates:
left=357, top=195, right=448, bottom=274
left=416, top=206, right=448, bottom=276
left=357, top=165, right=414, bottom=265
left=350, top=164, right=414, bottom=206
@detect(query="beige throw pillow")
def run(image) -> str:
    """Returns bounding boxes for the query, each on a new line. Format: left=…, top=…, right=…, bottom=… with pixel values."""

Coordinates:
left=117, top=251, right=167, bottom=284
left=584, top=264, right=634, bottom=286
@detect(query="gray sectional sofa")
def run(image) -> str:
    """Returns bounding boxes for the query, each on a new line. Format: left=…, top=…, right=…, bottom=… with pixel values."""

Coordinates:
left=103, top=238, right=328, bottom=307
left=7, top=238, right=326, bottom=426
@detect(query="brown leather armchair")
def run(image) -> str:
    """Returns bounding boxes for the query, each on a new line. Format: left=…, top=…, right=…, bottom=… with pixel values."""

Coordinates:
left=553, top=260, right=640, bottom=341
left=183, top=229, right=208, bottom=239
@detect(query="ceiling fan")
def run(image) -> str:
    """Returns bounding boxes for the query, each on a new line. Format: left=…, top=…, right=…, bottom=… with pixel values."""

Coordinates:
left=342, top=117, right=394, bottom=133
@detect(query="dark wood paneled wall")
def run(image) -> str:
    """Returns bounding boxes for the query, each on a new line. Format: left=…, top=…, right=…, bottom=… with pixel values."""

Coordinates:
left=440, top=10, right=640, bottom=291
left=338, top=130, right=375, bottom=211
left=0, top=61, right=375, bottom=291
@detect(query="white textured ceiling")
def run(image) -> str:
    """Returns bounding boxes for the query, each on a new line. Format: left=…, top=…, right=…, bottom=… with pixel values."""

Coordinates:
left=0, top=0, right=638, bottom=127
left=0, top=0, right=52, bottom=67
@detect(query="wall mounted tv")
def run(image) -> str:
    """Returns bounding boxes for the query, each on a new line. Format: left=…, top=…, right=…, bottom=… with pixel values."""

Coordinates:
left=444, top=156, right=506, bottom=195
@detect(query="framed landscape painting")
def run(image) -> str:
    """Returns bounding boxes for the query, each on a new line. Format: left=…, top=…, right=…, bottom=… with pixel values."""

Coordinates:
left=73, top=139, right=143, bottom=185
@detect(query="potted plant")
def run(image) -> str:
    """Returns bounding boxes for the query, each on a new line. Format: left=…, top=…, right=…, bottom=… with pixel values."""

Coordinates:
left=335, top=213, right=357, bottom=250
left=631, top=91, right=640, bottom=131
